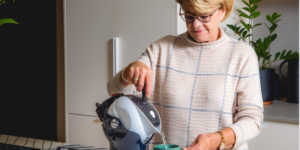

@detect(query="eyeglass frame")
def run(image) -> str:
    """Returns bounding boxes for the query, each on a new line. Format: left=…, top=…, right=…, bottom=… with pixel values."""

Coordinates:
left=179, top=6, right=218, bottom=23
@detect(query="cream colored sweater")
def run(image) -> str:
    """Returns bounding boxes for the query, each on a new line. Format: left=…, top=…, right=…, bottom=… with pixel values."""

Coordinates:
left=107, top=28, right=264, bottom=150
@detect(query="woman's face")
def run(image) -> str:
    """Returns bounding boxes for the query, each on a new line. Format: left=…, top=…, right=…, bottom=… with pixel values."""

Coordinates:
left=181, top=1, right=226, bottom=43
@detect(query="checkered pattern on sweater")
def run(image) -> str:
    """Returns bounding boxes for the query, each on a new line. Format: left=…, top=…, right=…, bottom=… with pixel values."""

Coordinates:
left=107, top=28, right=263, bottom=150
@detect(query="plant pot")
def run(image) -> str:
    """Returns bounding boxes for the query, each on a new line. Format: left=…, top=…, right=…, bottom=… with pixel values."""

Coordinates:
left=260, top=69, right=275, bottom=102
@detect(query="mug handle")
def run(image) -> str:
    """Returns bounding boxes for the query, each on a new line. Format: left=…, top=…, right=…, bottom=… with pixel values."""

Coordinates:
left=279, top=60, right=288, bottom=80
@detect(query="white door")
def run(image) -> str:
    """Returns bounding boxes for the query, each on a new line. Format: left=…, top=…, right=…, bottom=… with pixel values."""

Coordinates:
left=67, top=114, right=109, bottom=148
left=117, top=0, right=176, bottom=70
left=64, top=0, right=117, bottom=145
left=64, top=0, right=176, bottom=147
left=65, top=0, right=117, bottom=116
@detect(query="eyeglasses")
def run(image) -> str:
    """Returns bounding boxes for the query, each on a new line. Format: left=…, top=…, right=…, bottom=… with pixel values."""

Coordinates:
left=179, top=7, right=218, bottom=23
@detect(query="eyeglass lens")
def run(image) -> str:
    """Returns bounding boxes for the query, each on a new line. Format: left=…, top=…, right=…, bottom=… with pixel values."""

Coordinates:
left=180, top=7, right=212, bottom=23
left=184, top=14, right=210, bottom=23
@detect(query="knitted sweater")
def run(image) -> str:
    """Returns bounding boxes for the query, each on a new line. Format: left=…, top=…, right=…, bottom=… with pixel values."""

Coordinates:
left=107, top=28, right=264, bottom=150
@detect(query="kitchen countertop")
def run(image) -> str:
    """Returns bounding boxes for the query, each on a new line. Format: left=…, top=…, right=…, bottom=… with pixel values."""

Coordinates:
left=263, top=100, right=299, bottom=123
left=0, top=134, right=66, bottom=149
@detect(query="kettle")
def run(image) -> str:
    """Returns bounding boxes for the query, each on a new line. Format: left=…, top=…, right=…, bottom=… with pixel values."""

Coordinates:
left=95, top=87, right=161, bottom=150
left=279, top=58, right=299, bottom=103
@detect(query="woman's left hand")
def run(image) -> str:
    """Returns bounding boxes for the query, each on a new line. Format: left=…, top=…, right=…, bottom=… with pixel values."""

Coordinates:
left=183, top=134, right=220, bottom=150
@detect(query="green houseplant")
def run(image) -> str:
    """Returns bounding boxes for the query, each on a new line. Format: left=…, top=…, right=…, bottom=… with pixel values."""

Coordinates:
left=226, top=0, right=299, bottom=102
left=0, top=0, right=18, bottom=27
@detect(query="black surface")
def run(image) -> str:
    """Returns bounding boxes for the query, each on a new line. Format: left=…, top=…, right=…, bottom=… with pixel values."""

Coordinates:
left=52, top=145, right=109, bottom=150
left=279, top=59, right=299, bottom=103
left=0, top=143, right=41, bottom=150
left=0, top=0, right=57, bottom=141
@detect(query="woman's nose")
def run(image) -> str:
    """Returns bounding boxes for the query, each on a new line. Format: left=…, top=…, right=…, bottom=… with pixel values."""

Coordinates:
left=192, top=18, right=204, bottom=28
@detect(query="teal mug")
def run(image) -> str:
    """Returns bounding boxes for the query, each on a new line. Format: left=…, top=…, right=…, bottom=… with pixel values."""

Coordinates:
left=154, top=144, right=181, bottom=150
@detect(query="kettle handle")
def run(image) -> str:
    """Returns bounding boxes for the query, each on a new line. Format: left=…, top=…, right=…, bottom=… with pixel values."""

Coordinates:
left=141, top=86, right=148, bottom=103
left=279, top=60, right=288, bottom=80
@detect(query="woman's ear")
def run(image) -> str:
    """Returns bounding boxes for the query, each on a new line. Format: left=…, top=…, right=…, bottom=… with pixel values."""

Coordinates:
left=220, top=7, right=226, bottom=21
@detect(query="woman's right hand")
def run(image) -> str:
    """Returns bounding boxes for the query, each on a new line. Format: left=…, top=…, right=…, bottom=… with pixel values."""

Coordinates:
left=120, top=61, right=152, bottom=98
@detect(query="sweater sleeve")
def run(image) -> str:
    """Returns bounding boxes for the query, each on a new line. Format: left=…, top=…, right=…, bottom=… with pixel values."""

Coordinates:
left=107, top=34, right=172, bottom=96
left=229, top=49, right=264, bottom=149
left=107, top=70, right=137, bottom=96
left=107, top=45, right=153, bottom=97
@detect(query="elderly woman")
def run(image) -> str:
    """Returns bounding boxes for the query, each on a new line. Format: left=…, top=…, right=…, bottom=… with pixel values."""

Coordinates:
left=107, top=0, right=263, bottom=149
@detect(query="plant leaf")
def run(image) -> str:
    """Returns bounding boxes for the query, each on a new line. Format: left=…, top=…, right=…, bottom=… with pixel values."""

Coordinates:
left=270, top=24, right=277, bottom=33
left=263, top=52, right=270, bottom=58
left=252, top=0, right=262, bottom=4
left=280, top=49, right=286, bottom=59
left=274, top=52, right=280, bottom=60
left=271, top=34, right=277, bottom=42
left=241, top=20, right=250, bottom=31
left=242, top=0, right=251, bottom=9
left=264, top=23, right=270, bottom=30
left=255, top=50, right=260, bottom=60
left=251, top=41, right=257, bottom=48
left=274, top=19, right=281, bottom=24
left=253, top=23, right=262, bottom=28
left=253, top=46, right=261, bottom=61
left=266, top=54, right=272, bottom=60
left=239, top=28, right=246, bottom=35
left=227, top=24, right=239, bottom=34
left=245, top=34, right=252, bottom=39
left=235, top=26, right=241, bottom=33
left=242, top=7, right=251, bottom=13
left=266, top=15, right=273, bottom=23
left=263, top=37, right=270, bottom=50
left=237, top=10, right=250, bottom=18
left=274, top=14, right=282, bottom=22
left=249, top=0, right=254, bottom=5
left=257, top=39, right=264, bottom=50
left=272, top=13, right=281, bottom=22
left=242, top=31, right=247, bottom=38
left=0, top=18, right=18, bottom=27
left=240, top=13, right=251, bottom=18
left=285, top=50, right=292, bottom=59
left=251, top=5, right=259, bottom=13
left=272, top=12, right=278, bottom=20
left=251, top=11, right=260, bottom=19
left=291, top=52, right=299, bottom=59
left=227, top=24, right=234, bottom=30
left=227, top=24, right=235, bottom=31
left=0, top=0, right=5, bottom=6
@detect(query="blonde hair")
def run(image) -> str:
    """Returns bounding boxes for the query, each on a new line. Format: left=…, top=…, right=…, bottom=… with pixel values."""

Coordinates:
left=175, top=0, right=234, bottom=22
